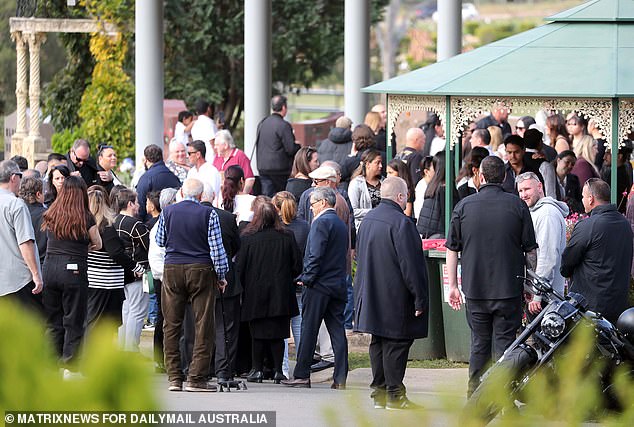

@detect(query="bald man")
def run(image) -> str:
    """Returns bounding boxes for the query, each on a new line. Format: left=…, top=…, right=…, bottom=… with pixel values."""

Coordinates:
left=394, top=128, right=425, bottom=184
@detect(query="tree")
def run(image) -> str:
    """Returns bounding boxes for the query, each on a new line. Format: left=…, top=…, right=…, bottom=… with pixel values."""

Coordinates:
left=164, top=0, right=389, bottom=132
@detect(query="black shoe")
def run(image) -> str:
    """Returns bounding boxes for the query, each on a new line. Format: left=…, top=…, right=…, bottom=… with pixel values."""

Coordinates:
left=246, top=370, right=264, bottom=383
left=331, top=382, right=346, bottom=390
left=371, top=390, right=386, bottom=409
left=273, top=372, right=287, bottom=384
left=262, top=367, right=275, bottom=380
left=310, top=360, right=335, bottom=372
left=386, top=395, right=421, bottom=410
left=280, top=378, right=311, bottom=388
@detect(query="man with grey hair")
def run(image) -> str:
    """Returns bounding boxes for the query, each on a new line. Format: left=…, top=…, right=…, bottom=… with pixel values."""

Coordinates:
left=282, top=186, right=349, bottom=389
left=212, top=129, right=255, bottom=194
left=317, top=116, right=353, bottom=166
left=156, top=178, right=229, bottom=392
left=516, top=172, right=568, bottom=314
left=354, top=176, right=428, bottom=409
left=0, top=160, right=43, bottom=313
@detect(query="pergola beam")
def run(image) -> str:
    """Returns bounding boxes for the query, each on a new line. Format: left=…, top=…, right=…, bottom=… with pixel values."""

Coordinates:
left=9, top=17, right=118, bottom=34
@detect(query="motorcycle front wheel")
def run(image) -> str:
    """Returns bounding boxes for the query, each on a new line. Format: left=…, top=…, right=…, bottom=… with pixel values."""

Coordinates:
left=464, top=344, right=538, bottom=424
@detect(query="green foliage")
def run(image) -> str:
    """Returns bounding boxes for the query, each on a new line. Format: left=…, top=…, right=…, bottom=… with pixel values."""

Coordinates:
left=0, top=301, right=157, bottom=412
left=164, top=0, right=389, bottom=133
left=51, top=127, right=81, bottom=154
left=471, top=19, right=540, bottom=47
left=78, top=34, right=134, bottom=159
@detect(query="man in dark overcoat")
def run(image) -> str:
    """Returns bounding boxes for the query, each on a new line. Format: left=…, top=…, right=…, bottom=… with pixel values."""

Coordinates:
left=354, top=176, right=429, bottom=410
left=282, top=186, right=349, bottom=389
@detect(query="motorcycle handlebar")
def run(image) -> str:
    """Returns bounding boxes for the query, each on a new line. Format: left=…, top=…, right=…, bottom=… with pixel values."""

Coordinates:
left=521, top=269, right=554, bottom=294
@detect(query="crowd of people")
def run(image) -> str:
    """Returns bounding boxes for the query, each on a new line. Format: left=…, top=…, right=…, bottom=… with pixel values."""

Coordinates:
left=1, top=96, right=633, bottom=408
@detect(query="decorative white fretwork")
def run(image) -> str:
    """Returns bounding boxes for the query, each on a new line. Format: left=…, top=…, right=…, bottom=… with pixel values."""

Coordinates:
left=387, top=95, right=446, bottom=142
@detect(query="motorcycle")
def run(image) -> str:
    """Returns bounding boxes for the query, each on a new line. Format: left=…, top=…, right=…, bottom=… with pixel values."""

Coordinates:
left=466, top=269, right=634, bottom=423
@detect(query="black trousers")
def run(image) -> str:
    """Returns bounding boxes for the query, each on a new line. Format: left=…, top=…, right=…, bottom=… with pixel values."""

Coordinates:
left=259, top=174, right=289, bottom=197
left=5, top=281, right=44, bottom=318
left=466, top=297, right=522, bottom=396
left=86, top=287, right=125, bottom=330
left=294, top=288, right=348, bottom=385
left=213, top=294, right=241, bottom=378
left=369, top=335, right=414, bottom=398
left=42, top=255, right=88, bottom=366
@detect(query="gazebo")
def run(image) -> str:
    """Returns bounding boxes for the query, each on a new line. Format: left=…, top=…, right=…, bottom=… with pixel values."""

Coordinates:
left=365, top=0, right=634, bottom=209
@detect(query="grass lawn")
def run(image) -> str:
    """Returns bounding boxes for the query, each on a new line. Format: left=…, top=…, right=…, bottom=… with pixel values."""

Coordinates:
left=348, top=352, right=468, bottom=371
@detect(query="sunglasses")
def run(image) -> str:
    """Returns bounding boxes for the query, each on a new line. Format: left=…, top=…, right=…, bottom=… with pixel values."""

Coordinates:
left=12, top=172, right=22, bottom=179
left=187, top=151, right=199, bottom=156
left=73, top=151, right=89, bottom=163
left=98, top=144, right=114, bottom=155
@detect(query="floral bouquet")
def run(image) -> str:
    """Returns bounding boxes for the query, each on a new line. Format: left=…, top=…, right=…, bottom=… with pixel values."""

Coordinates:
left=565, top=211, right=587, bottom=242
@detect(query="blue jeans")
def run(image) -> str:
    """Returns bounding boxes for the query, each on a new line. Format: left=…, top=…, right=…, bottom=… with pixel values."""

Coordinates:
left=148, top=292, right=158, bottom=324
left=283, top=291, right=303, bottom=376
left=343, top=275, right=353, bottom=329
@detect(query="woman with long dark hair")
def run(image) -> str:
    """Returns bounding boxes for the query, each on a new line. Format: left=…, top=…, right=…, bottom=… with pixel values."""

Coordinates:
left=348, top=148, right=383, bottom=230
left=286, top=147, right=319, bottom=201
left=546, top=113, right=571, bottom=153
left=413, top=156, right=436, bottom=221
left=455, top=146, right=489, bottom=200
left=42, top=176, right=102, bottom=374
left=44, top=164, right=70, bottom=206
left=386, top=158, right=415, bottom=217
left=236, top=199, right=302, bottom=384
left=222, top=165, right=256, bottom=224
left=417, top=151, right=458, bottom=238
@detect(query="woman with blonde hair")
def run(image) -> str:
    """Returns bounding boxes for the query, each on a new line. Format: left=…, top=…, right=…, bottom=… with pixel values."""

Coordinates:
left=272, top=191, right=309, bottom=379
left=365, top=111, right=387, bottom=154
left=488, top=125, right=504, bottom=156
left=571, top=135, right=600, bottom=187
left=86, top=185, right=144, bottom=330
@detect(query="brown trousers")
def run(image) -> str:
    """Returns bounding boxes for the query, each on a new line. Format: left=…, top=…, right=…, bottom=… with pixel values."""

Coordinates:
left=162, top=263, right=216, bottom=383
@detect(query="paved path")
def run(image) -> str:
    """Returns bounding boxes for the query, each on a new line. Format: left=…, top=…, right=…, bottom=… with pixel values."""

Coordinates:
left=156, top=367, right=468, bottom=427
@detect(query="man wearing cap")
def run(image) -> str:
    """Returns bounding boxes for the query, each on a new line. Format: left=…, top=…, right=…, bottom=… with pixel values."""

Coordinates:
left=523, top=129, right=557, bottom=198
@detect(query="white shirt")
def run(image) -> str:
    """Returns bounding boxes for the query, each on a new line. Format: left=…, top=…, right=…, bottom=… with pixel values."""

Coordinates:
left=413, top=179, right=428, bottom=220
left=190, top=115, right=217, bottom=163
left=232, top=194, right=256, bottom=224
left=429, top=136, right=446, bottom=156
left=174, top=121, right=190, bottom=146
left=148, top=222, right=165, bottom=280
left=188, top=162, right=221, bottom=204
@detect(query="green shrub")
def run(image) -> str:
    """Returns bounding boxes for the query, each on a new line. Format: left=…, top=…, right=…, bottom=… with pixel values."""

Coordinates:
left=0, top=301, right=157, bottom=413
left=51, top=128, right=82, bottom=155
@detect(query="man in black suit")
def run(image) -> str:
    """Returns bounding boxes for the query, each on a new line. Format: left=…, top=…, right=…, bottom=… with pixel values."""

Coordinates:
left=282, top=187, right=349, bottom=389
left=354, top=176, right=429, bottom=410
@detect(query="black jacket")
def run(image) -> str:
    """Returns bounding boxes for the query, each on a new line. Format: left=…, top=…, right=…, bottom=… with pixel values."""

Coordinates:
left=556, top=173, right=583, bottom=214
left=354, top=199, right=429, bottom=339
left=66, top=152, right=99, bottom=187
left=26, top=202, right=47, bottom=265
left=205, top=204, right=241, bottom=298
left=255, top=113, right=300, bottom=175
left=561, top=203, right=633, bottom=324
left=237, top=228, right=302, bottom=322
left=317, top=127, right=353, bottom=166
left=416, top=185, right=457, bottom=238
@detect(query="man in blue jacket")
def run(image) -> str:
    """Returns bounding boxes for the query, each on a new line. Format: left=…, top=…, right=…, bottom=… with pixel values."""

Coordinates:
left=282, top=186, right=349, bottom=389
left=136, top=144, right=181, bottom=220
left=354, top=176, right=429, bottom=410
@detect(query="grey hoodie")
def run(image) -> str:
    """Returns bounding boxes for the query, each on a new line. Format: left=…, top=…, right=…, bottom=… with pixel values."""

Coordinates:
left=529, top=196, right=569, bottom=300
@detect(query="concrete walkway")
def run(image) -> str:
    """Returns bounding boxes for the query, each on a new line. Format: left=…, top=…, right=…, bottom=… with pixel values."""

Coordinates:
left=156, top=367, right=469, bottom=427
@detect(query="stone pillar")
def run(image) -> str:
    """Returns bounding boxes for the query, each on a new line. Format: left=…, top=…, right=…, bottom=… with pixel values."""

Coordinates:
left=22, top=32, right=47, bottom=167
left=10, top=31, right=28, bottom=158
left=244, top=0, right=271, bottom=174
left=437, top=0, right=462, bottom=61
left=345, top=0, right=370, bottom=127
left=135, top=0, right=164, bottom=165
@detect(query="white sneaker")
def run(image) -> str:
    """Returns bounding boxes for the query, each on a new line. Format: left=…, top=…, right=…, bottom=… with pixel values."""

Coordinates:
left=63, top=369, right=85, bottom=381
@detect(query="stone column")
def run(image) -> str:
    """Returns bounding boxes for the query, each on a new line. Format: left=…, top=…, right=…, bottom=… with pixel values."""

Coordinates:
left=22, top=32, right=47, bottom=166
left=135, top=0, right=164, bottom=165
left=345, top=0, right=370, bottom=126
left=10, top=31, right=28, bottom=158
left=437, top=0, right=462, bottom=61
left=244, top=0, right=272, bottom=174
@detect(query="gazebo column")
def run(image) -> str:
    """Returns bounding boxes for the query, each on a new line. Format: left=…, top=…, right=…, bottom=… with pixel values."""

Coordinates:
left=135, top=0, right=164, bottom=164
left=22, top=32, right=47, bottom=167
left=345, top=0, right=370, bottom=126
left=437, top=0, right=462, bottom=61
left=10, top=31, right=28, bottom=158
left=244, top=0, right=271, bottom=174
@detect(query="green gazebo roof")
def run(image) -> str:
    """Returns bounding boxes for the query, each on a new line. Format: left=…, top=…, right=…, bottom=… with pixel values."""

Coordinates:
left=364, top=0, right=634, bottom=98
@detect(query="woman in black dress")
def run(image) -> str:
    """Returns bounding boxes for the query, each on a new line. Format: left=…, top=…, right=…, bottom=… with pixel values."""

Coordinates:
left=237, top=199, right=303, bottom=383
